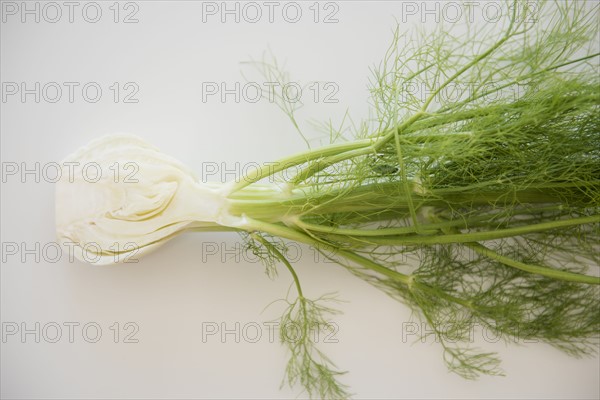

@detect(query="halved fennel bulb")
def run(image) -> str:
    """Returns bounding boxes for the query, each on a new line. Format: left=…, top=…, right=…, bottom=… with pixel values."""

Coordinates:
left=55, top=135, right=244, bottom=264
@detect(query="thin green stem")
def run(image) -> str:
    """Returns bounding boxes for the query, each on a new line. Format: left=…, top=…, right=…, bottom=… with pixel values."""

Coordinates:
left=393, top=122, right=422, bottom=233
left=290, top=146, right=375, bottom=185
left=228, top=139, right=374, bottom=194
left=244, top=219, right=483, bottom=311
left=244, top=218, right=411, bottom=285
left=438, top=52, right=600, bottom=114
left=420, top=1, right=519, bottom=112
left=322, top=215, right=600, bottom=245
left=465, top=241, right=600, bottom=285
left=253, top=233, right=304, bottom=298
left=293, top=209, right=594, bottom=238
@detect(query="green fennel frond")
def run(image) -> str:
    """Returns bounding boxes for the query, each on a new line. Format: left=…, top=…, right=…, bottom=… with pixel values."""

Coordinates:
left=249, top=232, right=351, bottom=399
left=228, top=0, right=600, bottom=397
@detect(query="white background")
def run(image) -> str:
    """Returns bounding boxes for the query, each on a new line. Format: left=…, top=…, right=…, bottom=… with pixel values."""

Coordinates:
left=1, top=1, right=599, bottom=399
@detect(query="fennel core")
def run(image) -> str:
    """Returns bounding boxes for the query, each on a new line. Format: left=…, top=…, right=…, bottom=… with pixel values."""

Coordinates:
left=56, top=1, right=599, bottom=398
